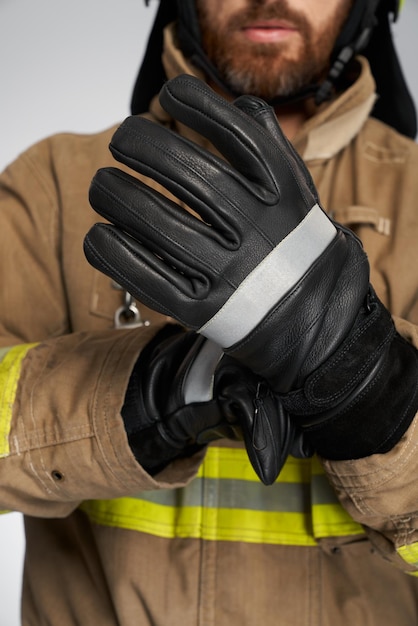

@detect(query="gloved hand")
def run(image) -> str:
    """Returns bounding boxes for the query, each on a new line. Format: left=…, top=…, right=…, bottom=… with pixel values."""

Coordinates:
left=121, top=324, right=291, bottom=484
left=85, top=74, right=418, bottom=468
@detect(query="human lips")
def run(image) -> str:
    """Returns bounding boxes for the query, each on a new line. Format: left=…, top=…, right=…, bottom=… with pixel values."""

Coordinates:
left=241, top=19, right=297, bottom=43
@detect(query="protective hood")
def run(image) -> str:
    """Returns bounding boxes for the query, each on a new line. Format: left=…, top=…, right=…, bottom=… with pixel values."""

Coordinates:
left=131, top=0, right=416, bottom=139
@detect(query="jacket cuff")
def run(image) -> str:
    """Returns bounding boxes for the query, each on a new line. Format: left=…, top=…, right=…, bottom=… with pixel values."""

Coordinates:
left=3, top=327, right=203, bottom=517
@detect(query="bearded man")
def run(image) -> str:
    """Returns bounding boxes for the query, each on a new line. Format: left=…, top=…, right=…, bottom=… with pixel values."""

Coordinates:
left=1, top=1, right=418, bottom=624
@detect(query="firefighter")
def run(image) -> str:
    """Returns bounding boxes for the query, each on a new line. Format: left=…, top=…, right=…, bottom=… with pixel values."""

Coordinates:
left=1, top=1, right=418, bottom=623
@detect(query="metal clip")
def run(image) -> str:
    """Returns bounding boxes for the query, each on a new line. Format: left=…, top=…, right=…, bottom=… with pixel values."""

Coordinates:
left=113, top=287, right=150, bottom=329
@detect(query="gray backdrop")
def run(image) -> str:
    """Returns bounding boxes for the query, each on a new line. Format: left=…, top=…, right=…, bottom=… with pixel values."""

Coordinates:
left=0, top=1, right=416, bottom=623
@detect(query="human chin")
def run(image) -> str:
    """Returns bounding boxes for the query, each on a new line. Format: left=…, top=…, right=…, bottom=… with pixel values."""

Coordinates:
left=225, top=50, right=327, bottom=100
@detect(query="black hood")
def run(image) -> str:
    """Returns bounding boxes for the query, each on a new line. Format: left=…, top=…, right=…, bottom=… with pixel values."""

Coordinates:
left=131, top=0, right=416, bottom=139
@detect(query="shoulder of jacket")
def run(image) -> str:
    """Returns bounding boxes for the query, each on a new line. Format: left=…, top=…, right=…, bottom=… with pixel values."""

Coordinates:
left=358, top=117, right=418, bottom=162
left=41, top=123, right=122, bottom=166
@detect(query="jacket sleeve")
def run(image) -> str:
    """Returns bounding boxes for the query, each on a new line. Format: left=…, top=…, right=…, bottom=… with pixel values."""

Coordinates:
left=0, top=138, right=203, bottom=518
left=322, top=317, right=418, bottom=575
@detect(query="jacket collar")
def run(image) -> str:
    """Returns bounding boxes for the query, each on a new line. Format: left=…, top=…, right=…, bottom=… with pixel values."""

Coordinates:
left=294, top=57, right=376, bottom=161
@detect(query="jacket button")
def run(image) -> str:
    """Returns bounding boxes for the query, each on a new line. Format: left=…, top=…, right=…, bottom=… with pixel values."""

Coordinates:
left=51, top=470, right=64, bottom=481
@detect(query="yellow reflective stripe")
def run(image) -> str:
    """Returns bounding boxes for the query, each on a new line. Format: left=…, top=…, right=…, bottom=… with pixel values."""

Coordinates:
left=195, top=445, right=312, bottom=483
left=397, top=543, right=418, bottom=574
left=0, top=344, right=37, bottom=457
left=80, top=447, right=364, bottom=546
left=310, top=455, right=363, bottom=539
left=81, top=498, right=317, bottom=546
left=312, top=504, right=364, bottom=539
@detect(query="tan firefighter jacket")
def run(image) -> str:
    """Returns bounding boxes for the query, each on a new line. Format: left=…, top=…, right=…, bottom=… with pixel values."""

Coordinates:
left=0, top=25, right=418, bottom=626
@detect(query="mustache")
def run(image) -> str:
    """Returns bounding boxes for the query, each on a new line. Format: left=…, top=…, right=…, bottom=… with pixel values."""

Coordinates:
left=226, top=1, right=311, bottom=35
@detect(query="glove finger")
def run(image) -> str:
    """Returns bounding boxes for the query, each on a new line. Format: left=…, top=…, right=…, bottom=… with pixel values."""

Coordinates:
left=109, top=115, right=271, bottom=231
left=233, top=95, right=285, bottom=141
left=84, top=223, right=221, bottom=327
left=217, top=365, right=294, bottom=485
left=89, top=167, right=231, bottom=268
left=233, top=95, right=319, bottom=201
left=159, top=74, right=283, bottom=194
left=160, top=75, right=317, bottom=216
left=240, top=387, right=295, bottom=485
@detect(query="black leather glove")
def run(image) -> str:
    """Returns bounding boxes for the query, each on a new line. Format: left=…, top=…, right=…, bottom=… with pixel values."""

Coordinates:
left=122, top=325, right=291, bottom=484
left=85, top=75, right=418, bottom=466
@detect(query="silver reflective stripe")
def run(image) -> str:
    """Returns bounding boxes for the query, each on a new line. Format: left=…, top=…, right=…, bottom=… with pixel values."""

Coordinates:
left=133, top=473, right=339, bottom=512
left=199, top=204, right=336, bottom=348
left=134, top=477, right=312, bottom=513
left=184, top=339, right=224, bottom=404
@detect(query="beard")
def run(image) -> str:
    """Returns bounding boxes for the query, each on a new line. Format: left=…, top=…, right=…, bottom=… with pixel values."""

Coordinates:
left=196, top=0, right=353, bottom=100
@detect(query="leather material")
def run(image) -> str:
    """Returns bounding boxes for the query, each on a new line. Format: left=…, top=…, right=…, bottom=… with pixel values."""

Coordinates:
left=280, top=288, right=418, bottom=458
left=122, top=325, right=291, bottom=484
left=85, top=75, right=369, bottom=393
left=85, top=75, right=418, bottom=466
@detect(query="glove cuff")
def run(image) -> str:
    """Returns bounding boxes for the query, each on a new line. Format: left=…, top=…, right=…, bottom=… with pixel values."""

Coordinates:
left=281, top=289, right=418, bottom=459
left=122, top=324, right=204, bottom=473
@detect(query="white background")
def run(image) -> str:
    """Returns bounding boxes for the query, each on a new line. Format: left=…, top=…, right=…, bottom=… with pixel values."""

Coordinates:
left=0, top=0, right=417, bottom=624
